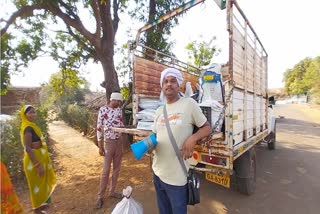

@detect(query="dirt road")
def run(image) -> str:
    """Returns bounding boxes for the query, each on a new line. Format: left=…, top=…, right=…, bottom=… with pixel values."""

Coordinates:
left=187, top=104, right=320, bottom=214
left=18, top=104, right=320, bottom=213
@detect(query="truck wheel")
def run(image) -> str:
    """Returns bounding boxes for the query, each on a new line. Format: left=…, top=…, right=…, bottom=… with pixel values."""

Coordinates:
left=234, top=148, right=256, bottom=195
left=267, top=120, right=277, bottom=150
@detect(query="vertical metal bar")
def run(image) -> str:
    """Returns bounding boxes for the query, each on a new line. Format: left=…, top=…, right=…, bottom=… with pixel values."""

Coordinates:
left=253, top=37, right=257, bottom=135
left=132, top=54, right=138, bottom=127
left=132, top=94, right=138, bottom=126
left=227, top=0, right=234, bottom=82
left=264, top=55, right=268, bottom=130
left=243, top=21, right=248, bottom=141
left=260, top=49, right=264, bottom=130
left=226, top=0, right=234, bottom=170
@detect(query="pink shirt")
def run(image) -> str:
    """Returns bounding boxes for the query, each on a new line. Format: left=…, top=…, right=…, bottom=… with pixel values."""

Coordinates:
left=97, top=106, right=123, bottom=141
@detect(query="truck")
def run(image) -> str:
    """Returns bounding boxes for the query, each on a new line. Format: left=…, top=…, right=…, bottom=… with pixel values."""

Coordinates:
left=112, top=0, right=276, bottom=195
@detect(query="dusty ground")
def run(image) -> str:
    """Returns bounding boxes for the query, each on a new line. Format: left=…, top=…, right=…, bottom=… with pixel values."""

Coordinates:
left=17, top=104, right=320, bottom=214
left=17, top=121, right=155, bottom=214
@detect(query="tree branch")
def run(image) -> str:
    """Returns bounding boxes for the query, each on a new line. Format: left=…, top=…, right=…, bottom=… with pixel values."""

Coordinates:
left=97, top=0, right=116, bottom=59
left=65, top=25, right=98, bottom=61
left=46, top=2, right=97, bottom=47
left=91, top=0, right=101, bottom=40
left=98, top=1, right=112, bottom=41
left=1, top=4, right=46, bottom=35
left=57, top=0, right=80, bottom=20
left=112, top=0, right=120, bottom=36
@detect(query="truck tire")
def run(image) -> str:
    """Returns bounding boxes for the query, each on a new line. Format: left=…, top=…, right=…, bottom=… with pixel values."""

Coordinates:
left=234, top=148, right=256, bottom=195
left=267, top=120, right=277, bottom=150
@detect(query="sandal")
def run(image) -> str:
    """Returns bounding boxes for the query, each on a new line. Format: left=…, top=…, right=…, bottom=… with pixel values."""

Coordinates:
left=95, top=198, right=104, bottom=209
left=34, top=209, right=47, bottom=214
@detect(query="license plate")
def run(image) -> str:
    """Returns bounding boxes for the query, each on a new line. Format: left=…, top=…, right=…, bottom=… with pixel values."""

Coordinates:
left=205, top=172, right=230, bottom=188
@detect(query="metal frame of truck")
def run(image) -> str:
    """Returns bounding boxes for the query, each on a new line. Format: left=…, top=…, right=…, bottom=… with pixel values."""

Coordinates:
left=112, top=0, right=276, bottom=195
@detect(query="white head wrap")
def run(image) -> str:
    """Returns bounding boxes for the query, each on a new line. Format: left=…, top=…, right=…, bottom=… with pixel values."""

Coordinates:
left=110, top=92, right=123, bottom=102
left=160, top=68, right=183, bottom=88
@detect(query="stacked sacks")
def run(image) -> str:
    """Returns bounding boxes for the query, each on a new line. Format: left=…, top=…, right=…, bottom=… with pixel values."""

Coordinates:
left=136, top=98, right=161, bottom=130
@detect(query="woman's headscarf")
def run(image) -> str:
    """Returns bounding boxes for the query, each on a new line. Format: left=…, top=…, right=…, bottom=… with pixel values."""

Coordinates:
left=20, top=105, right=43, bottom=147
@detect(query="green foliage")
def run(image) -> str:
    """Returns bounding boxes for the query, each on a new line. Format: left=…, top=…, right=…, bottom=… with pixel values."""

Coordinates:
left=0, top=117, right=24, bottom=182
left=116, top=43, right=131, bottom=79
left=0, top=106, right=49, bottom=181
left=0, top=67, right=10, bottom=95
left=185, top=36, right=220, bottom=69
left=283, top=56, right=320, bottom=103
left=59, top=104, right=95, bottom=136
left=34, top=105, right=49, bottom=137
left=50, top=32, right=92, bottom=70
left=1, top=33, right=13, bottom=94
left=42, top=68, right=87, bottom=106
left=120, top=84, right=130, bottom=100
left=49, top=68, right=86, bottom=96
left=131, top=0, right=185, bottom=55
left=2, top=0, right=129, bottom=96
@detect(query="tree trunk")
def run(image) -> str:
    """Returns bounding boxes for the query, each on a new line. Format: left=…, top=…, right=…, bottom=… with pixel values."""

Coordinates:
left=98, top=0, right=120, bottom=101
left=100, top=55, right=120, bottom=101
left=145, top=0, right=157, bottom=59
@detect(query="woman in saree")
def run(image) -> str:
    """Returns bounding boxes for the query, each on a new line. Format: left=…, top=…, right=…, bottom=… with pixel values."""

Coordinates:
left=20, top=105, right=56, bottom=214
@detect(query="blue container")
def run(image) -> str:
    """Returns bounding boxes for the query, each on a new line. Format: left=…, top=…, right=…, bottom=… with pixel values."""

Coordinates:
left=131, top=133, right=157, bottom=160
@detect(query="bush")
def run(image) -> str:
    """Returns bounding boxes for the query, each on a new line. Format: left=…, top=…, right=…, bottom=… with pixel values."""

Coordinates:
left=59, top=104, right=96, bottom=136
left=0, top=106, right=49, bottom=182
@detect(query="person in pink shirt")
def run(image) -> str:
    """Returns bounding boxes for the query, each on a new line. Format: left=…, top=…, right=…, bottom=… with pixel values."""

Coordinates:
left=95, top=92, right=124, bottom=209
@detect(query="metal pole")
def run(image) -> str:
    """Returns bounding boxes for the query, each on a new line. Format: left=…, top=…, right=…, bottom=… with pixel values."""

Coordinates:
left=135, top=0, right=206, bottom=43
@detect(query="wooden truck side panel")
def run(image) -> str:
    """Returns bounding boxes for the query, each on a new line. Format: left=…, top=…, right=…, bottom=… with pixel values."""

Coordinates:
left=228, top=0, right=269, bottom=151
left=133, top=56, right=198, bottom=96
left=132, top=56, right=199, bottom=126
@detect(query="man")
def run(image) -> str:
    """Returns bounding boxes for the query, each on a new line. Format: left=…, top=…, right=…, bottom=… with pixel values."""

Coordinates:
left=153, top=68, right=211, bottom=214
left=95, top=92, right=124, bottom=209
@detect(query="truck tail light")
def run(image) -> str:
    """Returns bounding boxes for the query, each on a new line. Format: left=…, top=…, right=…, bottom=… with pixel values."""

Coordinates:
left=205, top=155, right=220, bottom=165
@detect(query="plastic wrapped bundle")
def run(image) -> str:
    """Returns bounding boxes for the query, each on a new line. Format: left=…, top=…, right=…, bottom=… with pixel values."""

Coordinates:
left=139, top=98, right=161, bottom=110
left=136, top=109, right=156, bottom=122
left=111, top=186, right=143, bottom=214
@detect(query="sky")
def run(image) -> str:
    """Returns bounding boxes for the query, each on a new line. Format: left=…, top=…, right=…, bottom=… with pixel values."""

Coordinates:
left=4, top=0, right=320, bottom=91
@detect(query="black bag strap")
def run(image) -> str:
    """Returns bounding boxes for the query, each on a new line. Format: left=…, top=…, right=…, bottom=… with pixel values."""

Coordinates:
left=163, top=105, right=188, bottom=177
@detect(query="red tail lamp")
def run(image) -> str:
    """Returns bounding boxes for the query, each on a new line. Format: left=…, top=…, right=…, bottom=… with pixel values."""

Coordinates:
left=205, top=155, right=219, bottom=165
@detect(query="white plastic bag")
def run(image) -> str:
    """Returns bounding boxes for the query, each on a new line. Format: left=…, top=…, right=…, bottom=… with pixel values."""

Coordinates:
left=184, top=82, right=194, bottom=98
left=111, top=186, right=143, bottom=214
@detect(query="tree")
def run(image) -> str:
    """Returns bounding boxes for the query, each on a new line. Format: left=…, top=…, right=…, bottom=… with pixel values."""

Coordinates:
left=283, top=57, right=320, bottom=103
left=131, top=0, right=185, bottom=57
left=1, top=0, right=127, bottom=100
left=303, top=56, right=320, bottom=90
left=41, top=68, right=88, bottom=108
left=1, top=0, right=189, bottom=99
left=283, top=58, right=313, bottom=95
left=186, top=36, right=220, bottom=71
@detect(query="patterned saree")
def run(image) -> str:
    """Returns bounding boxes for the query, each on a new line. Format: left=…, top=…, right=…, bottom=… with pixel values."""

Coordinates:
left=20, top=105, right=56, bottom=209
